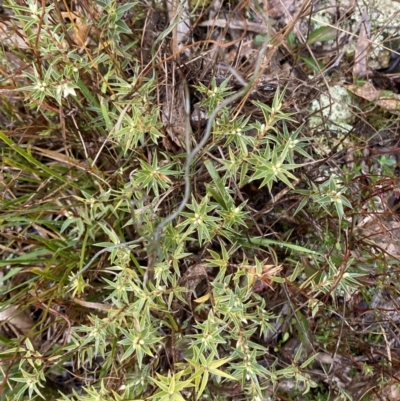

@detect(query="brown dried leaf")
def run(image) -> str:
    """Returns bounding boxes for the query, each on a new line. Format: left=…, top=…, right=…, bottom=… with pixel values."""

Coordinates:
left=0, top=305, right=34, bottom=336
left=179, top=264, right=208, bottom=306
left=0, top=19, right=29, bottom=49
left=368, top=380, right=400, bottom=401
left=357, top=219, right=400, bottom=256
left=166, top=0, right=191, bottom=56
left=266, top=0, right=304, bottom=20
left=352, top=11, right=370, bottom=79
left=248, top=263, right=283, bottom=291
left=347, top=82, right=400, bottom=113
left=162, top=82, right=187, bottom=148
left=72, top=297, right=113, bottom=311
left=61, top=11, right=90, bottom=47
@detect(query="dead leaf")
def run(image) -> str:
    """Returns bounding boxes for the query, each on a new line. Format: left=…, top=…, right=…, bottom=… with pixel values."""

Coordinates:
left=72, top=297, right=112, bottom=311
left=198, top=19, right=268, bottom=34
left=162, top=82, right=187, bottom=148
left=347, top=82, right=400, bottom=113
left=248, top=263, right=283, bottom=291
left=166, top=0, right=191, bottom=56
left=0, top=305, right=34, bottom=336
left=266, top=0, right=302, bottom=19
left=179, top=264, right=208, bottom=306
left=193, top=292, right=210, bottom=303
left=61, top=11, right=90, bottom=47
left=0, top=19, right=29, bottom=49
left=356, top=219, right=400, bottom=256
left=352, top=11, right=370, bottom=79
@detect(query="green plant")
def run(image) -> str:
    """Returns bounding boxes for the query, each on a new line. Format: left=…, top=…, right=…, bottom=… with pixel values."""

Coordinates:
left=3, top=1, right=400, bottom=401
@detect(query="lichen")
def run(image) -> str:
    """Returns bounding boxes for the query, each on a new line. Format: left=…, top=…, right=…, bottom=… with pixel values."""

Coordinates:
left=309, top=85, right=354, bottom=134
left=342, top=0, right=400, bottom=69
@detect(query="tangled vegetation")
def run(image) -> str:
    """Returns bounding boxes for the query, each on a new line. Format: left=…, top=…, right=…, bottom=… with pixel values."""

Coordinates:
left=1, top=0, right=400, bottom=400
